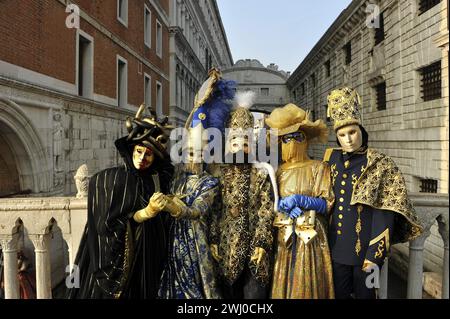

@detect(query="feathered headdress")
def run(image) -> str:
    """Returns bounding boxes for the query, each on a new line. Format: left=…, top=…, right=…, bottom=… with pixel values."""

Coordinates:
left=184, top=68, right=236, bottom=150
left=228, top=91, right=256, bottom=130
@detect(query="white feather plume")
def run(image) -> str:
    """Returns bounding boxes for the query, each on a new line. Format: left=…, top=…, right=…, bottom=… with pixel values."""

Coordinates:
left=233, top=90, right=256, bottom=109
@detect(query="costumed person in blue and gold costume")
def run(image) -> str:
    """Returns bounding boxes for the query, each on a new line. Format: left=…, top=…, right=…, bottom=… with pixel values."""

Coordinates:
left=325, top=87, right=423, bottom=299
left=157, top=69, right=235, bottom=299
left=266, top=104, right=335, bottom=299
left=210, top=91, right=276, bottom=299
left=67, top=106, right=174, bottom=299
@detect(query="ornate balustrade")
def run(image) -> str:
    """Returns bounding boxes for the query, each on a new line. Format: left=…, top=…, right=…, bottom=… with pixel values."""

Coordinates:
left=0, top=194, right=448, bottom=299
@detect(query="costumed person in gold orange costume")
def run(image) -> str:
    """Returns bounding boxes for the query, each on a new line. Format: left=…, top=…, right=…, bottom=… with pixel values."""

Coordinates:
left=266, top=103, right=335, bottom=299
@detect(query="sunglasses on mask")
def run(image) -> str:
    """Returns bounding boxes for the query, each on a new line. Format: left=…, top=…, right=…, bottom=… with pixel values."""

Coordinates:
left=280, top=131, right=306, bottom=144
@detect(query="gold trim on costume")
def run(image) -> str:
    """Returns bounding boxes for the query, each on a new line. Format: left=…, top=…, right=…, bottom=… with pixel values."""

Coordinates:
left=369, top=228, right=390, bottom=251
left=355, top=205, right=363, bottom=256
left=324, top=148, right=339, bottom=162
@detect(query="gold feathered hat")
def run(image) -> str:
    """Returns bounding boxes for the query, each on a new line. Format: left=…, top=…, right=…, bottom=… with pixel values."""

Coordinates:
left=265, top=103, right=328, bottom=143
left=228, top=91, right=255, bottom=130
left=327, top=87, right=362, bottom=131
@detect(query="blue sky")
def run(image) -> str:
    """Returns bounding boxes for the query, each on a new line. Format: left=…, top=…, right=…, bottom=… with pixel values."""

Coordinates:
left=217, top=0, right=352, bottom=73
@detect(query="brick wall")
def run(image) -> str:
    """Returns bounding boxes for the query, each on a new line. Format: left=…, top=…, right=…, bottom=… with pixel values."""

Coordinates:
left=0, top=0, right=171, bottom=116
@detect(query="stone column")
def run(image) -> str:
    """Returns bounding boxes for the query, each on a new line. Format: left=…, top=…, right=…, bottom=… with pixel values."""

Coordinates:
left=438, top=215, right=449, bottom=299
left=379, top=258, right=389, bottom=299
left=407, top=233, right=429, bottom=299
left=31, top=234, right=52, bottom=299
left=0, top=234, right=20, bottom=299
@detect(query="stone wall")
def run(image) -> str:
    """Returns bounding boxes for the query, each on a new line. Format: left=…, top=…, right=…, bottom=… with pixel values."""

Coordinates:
left=0, top=77, right=133, bottom=197
left=288, top=0, right=448, bottom=194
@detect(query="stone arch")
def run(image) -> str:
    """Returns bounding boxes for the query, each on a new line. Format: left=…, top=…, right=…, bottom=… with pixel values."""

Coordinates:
left=0, top=97, right=50, bottom=195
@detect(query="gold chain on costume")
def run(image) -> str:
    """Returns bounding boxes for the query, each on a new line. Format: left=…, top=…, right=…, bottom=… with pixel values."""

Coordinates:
left=355, top=205, right=363, bottom=256
left=331, top=164, right=338, bottom=186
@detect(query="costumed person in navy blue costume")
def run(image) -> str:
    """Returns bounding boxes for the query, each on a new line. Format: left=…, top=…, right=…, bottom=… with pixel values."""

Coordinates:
left=325, top=87, right=423, bottom=299
left=67, top=106, right=174, bottom=299
left=158, top=69, right=235, bottom=299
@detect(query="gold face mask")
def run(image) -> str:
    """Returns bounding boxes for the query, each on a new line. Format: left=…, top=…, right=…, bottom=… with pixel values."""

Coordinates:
left=132, top=145, right=155, bottom=170
left=281, top=141, right=308, bottom=163
left=280, top=131, right=309, bottom=163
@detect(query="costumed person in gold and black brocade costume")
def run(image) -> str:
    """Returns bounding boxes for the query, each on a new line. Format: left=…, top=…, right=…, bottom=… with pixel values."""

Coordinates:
left=157, top=69, right=235, bottom=299
left=67, top=106, right=174, bottom=299
left=210, top=91, right=275, bottom=299
left=266, top=104, right=335, bottom=299
left=325, top=87, right=423, bottom=299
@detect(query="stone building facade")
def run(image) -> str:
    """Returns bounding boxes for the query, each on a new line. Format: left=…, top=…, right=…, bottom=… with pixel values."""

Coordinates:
left=0, top=0, right=171, bottom=196
left=287, top=0, right=448, bottom=195
left=287, top=0, right=448, bottom=276
left=223, top=59, right=290, bottom=113
left=168, top=0, right=233, bottom=126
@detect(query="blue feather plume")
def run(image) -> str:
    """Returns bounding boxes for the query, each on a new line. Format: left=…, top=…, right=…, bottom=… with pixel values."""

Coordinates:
left=204, top=79, right=236, bottom=133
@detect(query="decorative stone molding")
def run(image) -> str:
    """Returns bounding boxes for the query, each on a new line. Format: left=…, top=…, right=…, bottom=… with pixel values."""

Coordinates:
left=0, top=197, right=87, bottom=299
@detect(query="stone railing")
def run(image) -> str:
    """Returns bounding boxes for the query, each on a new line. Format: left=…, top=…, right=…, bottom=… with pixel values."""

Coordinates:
left=403, top=194, right=448, bottom=299
left=0, top=193, right=448, bottom=299
left=0, top=197, right=87, bottom=299
left=377, top=193, right=449, bottom=299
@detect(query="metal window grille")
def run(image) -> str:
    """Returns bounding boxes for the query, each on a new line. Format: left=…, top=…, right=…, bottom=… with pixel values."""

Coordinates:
left=420, top=179, right=438, bottom=193
left=344, top=42, right=352, bottom=65
left=420, top=61, right=441, bottom=101
left=419, top=0, right=441, bottom=15
left=325, top=60, right=331, bottom=77
left=376, top=82, right=387, bottom=111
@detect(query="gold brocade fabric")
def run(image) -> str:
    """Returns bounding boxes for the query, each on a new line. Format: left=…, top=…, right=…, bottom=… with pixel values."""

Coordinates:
left=351, top=149, right=424, bottom=243
left=214, top=165, right=275, bottom=286
left=271, top=160, right=335, bottom=299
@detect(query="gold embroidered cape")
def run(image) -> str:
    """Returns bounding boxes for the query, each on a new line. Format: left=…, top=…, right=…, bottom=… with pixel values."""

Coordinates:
left=350, top=148, right=423, bottom=243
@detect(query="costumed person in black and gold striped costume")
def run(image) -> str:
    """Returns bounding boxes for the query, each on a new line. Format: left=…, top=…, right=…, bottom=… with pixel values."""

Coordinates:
left=325, top=87, right=423, bottom=299
left=67, top=106, right=174, bottom=299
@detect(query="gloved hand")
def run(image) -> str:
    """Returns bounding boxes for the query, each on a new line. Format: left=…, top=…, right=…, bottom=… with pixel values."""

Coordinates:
left=289, top=207, right=304, bottom=219
left=250, top=247, right=266, bottom=266
left=133, top=192, right=166, bottom=223
left=210, top=244, right=222, bottom=262
left=162, top=195, right=184, bottom=218
left=279, top=194, right=327, bottom=215
left=362, top=259, right=377, bottom=273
